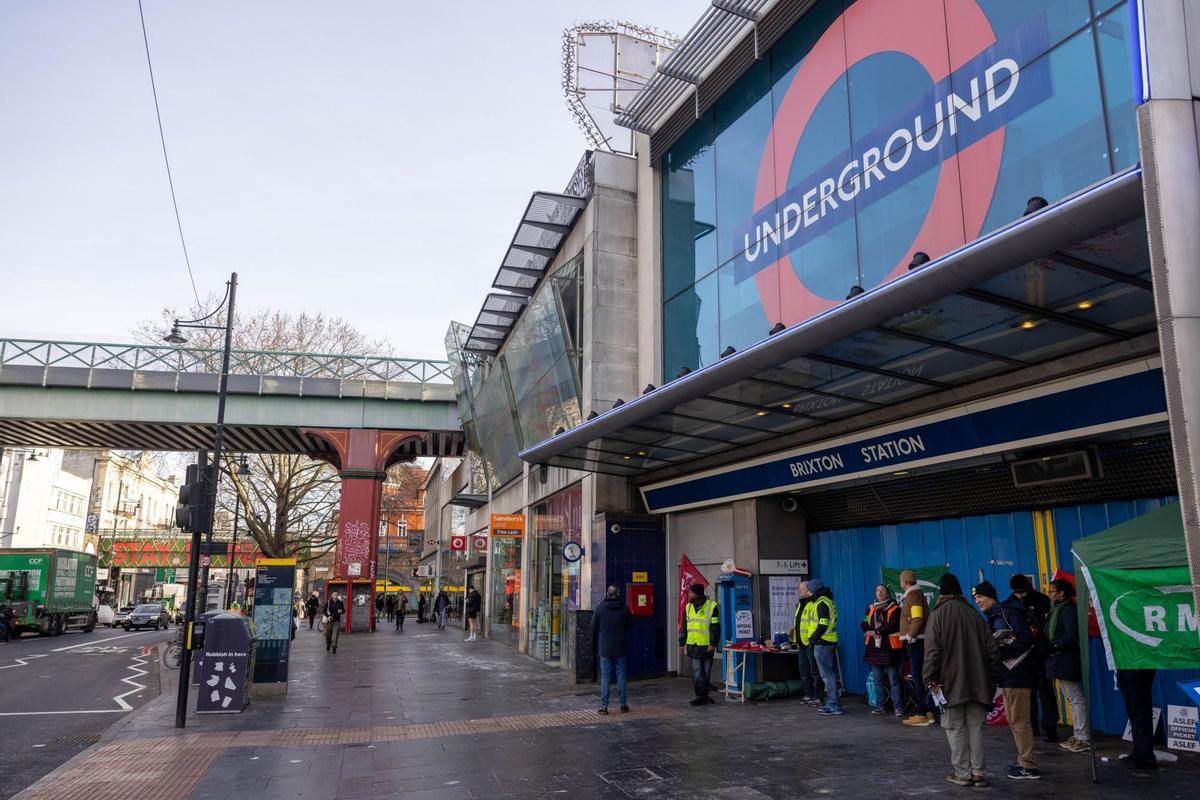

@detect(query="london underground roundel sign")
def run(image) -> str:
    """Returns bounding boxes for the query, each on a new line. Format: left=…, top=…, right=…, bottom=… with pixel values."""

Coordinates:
left=449, top=535, right=467, bottom=552
left=736, top=0, right=1048, bottom=325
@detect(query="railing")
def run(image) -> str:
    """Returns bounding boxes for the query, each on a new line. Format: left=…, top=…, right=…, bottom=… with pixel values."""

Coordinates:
left=0, top=339, right=453, bottom=385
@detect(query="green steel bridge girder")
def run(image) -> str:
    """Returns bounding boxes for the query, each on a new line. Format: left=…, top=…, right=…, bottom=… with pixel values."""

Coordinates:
left=0, top=384, right=465, bottom=455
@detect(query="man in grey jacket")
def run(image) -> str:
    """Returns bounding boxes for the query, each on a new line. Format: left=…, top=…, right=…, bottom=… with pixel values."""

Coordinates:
left=923, top=573, right=1001, bottom=787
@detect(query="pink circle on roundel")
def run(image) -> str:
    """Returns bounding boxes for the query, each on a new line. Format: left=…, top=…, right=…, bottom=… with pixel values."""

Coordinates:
left=752, top=0, right=1002, bottom=327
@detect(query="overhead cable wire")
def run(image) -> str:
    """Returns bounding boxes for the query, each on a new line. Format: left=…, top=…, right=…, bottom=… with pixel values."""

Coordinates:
left=137, top=0, right=201, bottom=306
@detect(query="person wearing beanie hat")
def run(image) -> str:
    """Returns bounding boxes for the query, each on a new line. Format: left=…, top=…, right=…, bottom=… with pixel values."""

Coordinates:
left=975, top=577, right=1040, bottom=779
left=678, top=582, right=720, bottom=706
left=939, top=573, right=964, bottom=597
left=970, top=581, right=998, bottom=601
left=923, top=572, right=1000, bottom=787
left=1006, top=574, right=1057, bottom=743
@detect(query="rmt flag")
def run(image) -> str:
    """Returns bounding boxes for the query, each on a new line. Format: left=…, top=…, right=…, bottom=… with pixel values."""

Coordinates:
left=678, top=554, right=709, bottom=633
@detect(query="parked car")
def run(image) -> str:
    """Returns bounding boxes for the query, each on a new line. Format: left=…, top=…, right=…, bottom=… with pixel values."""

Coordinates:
left=124, top=604, right=168, bottom=630
left=111, top=605, right=135, bottom=628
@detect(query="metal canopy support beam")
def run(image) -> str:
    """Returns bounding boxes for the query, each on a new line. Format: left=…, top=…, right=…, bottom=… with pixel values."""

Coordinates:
left=959, top=288, right=1130, bottom=338
left=498, top=266, right=546, bottom=280
left=1050, top=252, right=1154, bottom=290
left=875, top=326, right=1031, bottom=368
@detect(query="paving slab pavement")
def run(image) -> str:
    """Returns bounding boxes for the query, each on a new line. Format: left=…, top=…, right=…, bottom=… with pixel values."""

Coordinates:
left=14, top=621, right=1200, bottom=799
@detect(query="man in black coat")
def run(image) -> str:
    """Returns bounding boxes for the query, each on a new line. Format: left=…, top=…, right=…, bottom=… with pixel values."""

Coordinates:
left=593, top=585, right=634, bottom=714
left=1008, top=574, right=1058, bottom=741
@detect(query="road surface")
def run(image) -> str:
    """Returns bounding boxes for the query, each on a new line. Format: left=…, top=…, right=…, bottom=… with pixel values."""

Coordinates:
left=0, top=626, right=175, bottom=799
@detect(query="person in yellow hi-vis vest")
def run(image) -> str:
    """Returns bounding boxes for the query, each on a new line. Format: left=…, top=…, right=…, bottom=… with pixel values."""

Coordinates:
left=678, top=583, right=720, bottom=706
left=799, top=578, right=841, bottom=715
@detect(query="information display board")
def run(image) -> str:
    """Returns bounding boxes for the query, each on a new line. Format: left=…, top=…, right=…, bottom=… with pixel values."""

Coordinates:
left=252, top=558, right=296, bottom=685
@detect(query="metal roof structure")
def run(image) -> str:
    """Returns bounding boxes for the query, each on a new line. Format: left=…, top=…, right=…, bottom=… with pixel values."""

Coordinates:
left=519, top=170, right=1153, bottom=479
left=615, top=0, right=779, bottom=135
left=463, top=191, right=587, bottom=356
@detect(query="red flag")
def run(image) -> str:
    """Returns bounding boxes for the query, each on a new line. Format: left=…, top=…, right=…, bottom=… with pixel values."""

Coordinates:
left=1051, top=568, right=1100, bottom=638
left=678, top=554, right=708, bottom=633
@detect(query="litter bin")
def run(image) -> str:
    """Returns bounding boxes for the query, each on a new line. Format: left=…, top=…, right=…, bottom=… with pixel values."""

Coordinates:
left=196, top=612, right=254, bottom=713
left=190, top=610, right=224, bottom=686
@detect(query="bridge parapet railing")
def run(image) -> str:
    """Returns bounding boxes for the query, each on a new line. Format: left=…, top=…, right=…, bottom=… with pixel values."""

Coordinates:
left=0, top=339, right=453, bottom=386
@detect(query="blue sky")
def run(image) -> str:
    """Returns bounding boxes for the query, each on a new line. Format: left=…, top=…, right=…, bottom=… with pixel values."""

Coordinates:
left=0, top=0, right=701, bottom=358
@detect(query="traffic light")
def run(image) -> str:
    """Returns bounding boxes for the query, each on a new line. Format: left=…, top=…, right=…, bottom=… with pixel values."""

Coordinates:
left=176, top=462, right=215, bottom=533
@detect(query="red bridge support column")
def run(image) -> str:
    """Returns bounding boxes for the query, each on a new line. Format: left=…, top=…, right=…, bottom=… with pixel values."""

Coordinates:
left=302, top=428, right=424, bottom=632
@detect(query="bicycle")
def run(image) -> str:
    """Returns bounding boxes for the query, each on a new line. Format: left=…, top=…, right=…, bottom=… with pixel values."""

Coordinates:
left=163, top=635, right=184, bottom=670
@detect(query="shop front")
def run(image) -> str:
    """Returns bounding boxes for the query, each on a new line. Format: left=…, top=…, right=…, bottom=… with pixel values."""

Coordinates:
left=488, top=513, right=524, bottom=648
left=528, top=483, right=582, bottom=663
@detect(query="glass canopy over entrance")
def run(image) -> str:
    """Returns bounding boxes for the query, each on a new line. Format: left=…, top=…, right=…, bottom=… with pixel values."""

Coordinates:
left=520, top=170, right=1154, bottom=478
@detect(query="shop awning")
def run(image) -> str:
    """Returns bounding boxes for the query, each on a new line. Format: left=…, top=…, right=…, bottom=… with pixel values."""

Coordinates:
left=519, top=169, right=1154, bottom=478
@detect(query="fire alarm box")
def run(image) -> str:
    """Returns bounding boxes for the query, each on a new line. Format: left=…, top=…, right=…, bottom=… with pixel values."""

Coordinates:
left=627, top=583, right=654, bottom=617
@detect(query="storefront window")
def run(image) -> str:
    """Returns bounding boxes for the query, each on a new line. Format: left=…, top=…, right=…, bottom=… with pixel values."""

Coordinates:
left=489, top=535, right=521, bottom=645
left=529, top=484, right=583, bottom=663
left=661, top=0, right=1140, bottom=382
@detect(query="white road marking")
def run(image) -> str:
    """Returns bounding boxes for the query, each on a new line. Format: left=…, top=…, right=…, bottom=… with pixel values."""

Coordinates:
left=112, top=651, right=149, bottom=711
left=52, top=631, right=155, bottom=652
left=0, top=654, right=48, bottom=671
left=0, top=651, right=153, bottom=716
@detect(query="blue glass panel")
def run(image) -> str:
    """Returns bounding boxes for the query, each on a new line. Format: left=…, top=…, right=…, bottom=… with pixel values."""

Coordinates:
left=714, top=60, right=775, bottom=267
left=963, top=0, right=1092, bottom=66
left=663, top=271, right=719, bottom=377
left=717, top=261, right=771, bottom=353
left=1096, top=3, right=1138, bottom=170
left=973, top=30, right=1110, bottom=235
left=662, top=112, right=717, bottom=300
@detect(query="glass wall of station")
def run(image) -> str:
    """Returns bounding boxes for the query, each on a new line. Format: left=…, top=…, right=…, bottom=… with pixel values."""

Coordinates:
left=661, top=0, right=1138, bottom=379
left=445, top=255, right=584, bottom=489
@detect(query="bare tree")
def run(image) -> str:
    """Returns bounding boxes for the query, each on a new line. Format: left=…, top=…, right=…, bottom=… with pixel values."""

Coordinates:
left=134, top=301, right=393, bottom=562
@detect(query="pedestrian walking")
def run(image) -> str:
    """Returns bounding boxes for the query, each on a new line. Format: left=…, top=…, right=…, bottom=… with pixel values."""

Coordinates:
left=1007, top=574, right=1057, bottom=742
left=799, top=578, right=841, bottom=716
left=385, top=593, right=396, bottom=622
left=1046, top=578, right=1090, bottom=753
left=418, top=594, right=428, bottom=624
left=862, top=583, right=903, bottom=717
left=679, top=583, right=719, bottom=706
left=923, top=572, right=1000, bottom=788
left=374, top=593, right=385, bottom=623
left=434, top=589, right=450, bottom=629
left=792, top=582, right=821, bottom=706
left=972, top=580, right=1040, bottom=780
left=323, top=592, right=345, bottom=654
left=898, top=568, right=935, bottom=727
left=396, top=592, right=408, bottom=630
left=1117, top=668, right=1158, bottom=772
left=305, top=591, right=320, bottom=630
left=593, top=585, right=633, bottom=714
left=465, top=584, right=481, bottom=641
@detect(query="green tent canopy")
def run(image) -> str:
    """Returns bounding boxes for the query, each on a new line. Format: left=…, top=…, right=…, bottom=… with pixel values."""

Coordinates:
left=1073, top=502, right=1200, bottom=672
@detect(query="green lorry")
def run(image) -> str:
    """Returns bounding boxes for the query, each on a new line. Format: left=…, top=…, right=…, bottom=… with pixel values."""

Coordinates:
left=0, top=549, right=98, bottom=637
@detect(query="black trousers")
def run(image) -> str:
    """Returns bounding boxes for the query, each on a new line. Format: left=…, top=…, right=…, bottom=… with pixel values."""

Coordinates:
left=1117, top=669, right=1158, bottom=766
left=1033, top=665, right=1059, bottom=734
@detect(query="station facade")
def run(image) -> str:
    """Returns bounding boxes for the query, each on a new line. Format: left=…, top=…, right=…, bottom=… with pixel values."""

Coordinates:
left=438, top=0, right=1200, bottom=730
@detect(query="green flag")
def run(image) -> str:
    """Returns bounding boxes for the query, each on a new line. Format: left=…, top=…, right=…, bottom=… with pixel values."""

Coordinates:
left=881, top=565, right=948, bottom=606
left=1081, top=564, right=1200, bottom=670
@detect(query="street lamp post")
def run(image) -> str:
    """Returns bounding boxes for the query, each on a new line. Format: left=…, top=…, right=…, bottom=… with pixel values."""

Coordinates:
left=226, top=455, right=250, bottom=608
left=165, top=272, right=238, bottom=729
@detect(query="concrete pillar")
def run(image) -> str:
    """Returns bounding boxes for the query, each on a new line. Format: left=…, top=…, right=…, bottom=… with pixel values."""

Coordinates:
left=1137, top=0, right=1200, bottom=630
left=302, top=428, right=425, bottom=632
